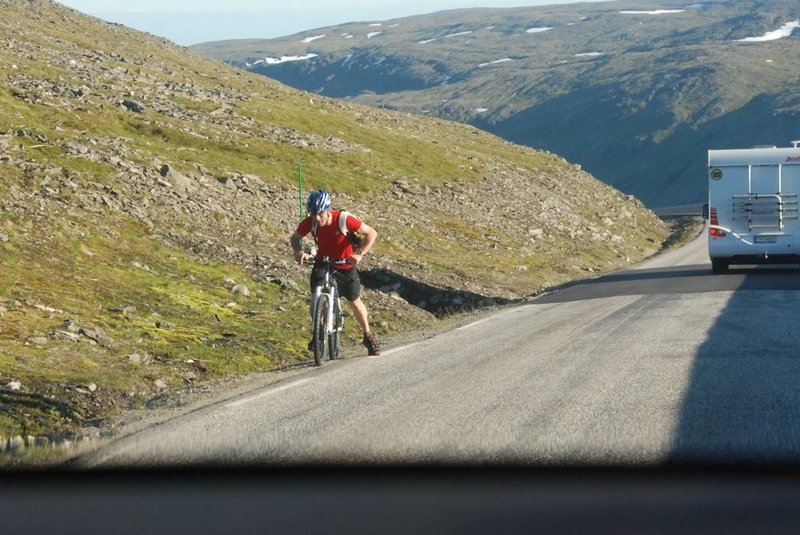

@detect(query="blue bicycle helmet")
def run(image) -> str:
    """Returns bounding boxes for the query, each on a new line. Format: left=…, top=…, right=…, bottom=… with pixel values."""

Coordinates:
left=306, top=189, right=332, bottom=215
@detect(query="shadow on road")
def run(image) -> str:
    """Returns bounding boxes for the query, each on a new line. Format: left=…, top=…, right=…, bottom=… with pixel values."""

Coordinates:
left=533, top=264, right=800, bottom=304
left=667, top=271, right=800, bottom=464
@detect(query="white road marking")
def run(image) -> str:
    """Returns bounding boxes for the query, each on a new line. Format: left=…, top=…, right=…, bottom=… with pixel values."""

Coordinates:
left=455, top=317, right=492, bottom=331
left=376, top=341, right=421, bottom=357
left=225, top=377, right=314, bottom=408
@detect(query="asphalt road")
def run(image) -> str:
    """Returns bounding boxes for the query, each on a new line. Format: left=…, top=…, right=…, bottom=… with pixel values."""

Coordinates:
left=77, top=231, right=800, bottom=467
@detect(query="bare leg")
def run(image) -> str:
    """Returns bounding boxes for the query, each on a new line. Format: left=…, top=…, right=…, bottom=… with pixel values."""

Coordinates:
left=347, top=297, right=370, bottom=335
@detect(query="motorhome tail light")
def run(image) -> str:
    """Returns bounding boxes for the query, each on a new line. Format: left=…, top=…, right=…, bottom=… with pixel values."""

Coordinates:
left=709, top=227, right=726, bottom=237
left=709, top=207, right=719, bottom=226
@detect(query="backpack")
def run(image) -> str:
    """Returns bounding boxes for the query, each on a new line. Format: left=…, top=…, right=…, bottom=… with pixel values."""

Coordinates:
left=311, top=210, right=363, bottom=252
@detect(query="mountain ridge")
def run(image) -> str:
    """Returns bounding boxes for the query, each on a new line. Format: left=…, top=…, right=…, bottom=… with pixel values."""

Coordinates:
left=192, top=0, right=800, bottom=207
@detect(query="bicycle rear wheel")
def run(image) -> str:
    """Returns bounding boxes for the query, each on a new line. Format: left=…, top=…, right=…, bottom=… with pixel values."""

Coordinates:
left=312, top=294, right=329, bottom=366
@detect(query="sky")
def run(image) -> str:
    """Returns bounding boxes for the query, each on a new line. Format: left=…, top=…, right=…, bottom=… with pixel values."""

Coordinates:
left=56, top=0, right=611, bottom=46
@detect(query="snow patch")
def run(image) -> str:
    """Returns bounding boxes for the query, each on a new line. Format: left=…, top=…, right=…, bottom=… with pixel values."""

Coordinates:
left=736, top=20, right=800, bottom=42
left=619, top=10, right=685, bottom=15
left=575, top=51, right=604, bottom=57
left=300, top=34, right=325, bottom=43
left=255, top=54, right=319, bottom=65
left=526, top=27, right=553, bottom=33
left=367, top=31, right=384, bottom=38
left=479, top=58, right=512, bottom=67
left=444, top=31, right=473, bottom=38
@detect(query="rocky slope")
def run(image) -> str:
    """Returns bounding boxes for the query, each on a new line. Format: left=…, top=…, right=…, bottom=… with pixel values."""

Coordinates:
left=0, top=0, right=667, bottom=457
left=194, top=0, right=800, bottom=207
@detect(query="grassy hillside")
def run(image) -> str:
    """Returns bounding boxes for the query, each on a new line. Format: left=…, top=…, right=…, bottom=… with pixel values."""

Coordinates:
left=194, top=0, right=800, bottom=206
left=0, top=0, right=668, bottom=456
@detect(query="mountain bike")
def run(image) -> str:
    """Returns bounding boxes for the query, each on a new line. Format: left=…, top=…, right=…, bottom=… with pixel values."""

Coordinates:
left=309, top=257, right=345, bottom=366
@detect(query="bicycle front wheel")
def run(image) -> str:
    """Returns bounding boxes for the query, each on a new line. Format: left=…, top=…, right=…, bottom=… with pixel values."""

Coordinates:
left=312, top=294, right=329, bottom=366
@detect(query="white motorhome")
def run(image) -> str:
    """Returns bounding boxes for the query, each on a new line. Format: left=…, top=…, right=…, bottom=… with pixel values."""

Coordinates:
left=706, top=142, right=800, bottom=272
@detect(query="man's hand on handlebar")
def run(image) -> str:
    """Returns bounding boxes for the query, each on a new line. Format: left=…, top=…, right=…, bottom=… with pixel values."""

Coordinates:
left=294, top=250, right=311, bottom=265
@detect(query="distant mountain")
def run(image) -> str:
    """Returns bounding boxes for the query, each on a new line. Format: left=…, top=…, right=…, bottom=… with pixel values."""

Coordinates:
left=192, top=0, right=800, bottom=207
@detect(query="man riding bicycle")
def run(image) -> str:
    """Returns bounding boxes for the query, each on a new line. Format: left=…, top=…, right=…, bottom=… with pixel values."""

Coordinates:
left=290, top=189, right=381, bottom=356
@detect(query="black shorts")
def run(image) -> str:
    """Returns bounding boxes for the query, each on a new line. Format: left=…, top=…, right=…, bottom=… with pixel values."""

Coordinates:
left=310, top=265, right=361, bottom=302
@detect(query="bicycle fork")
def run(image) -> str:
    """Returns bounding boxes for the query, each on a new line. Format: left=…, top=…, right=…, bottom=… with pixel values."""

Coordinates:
left=312, top=286, right=323, bottom=323
left=324, top=290, right=342, bottom=335
left=323, top=290, right=333, bottom=337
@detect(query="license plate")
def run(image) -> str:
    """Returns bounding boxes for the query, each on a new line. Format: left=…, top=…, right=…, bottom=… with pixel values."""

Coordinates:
left=754, top=235, right=777, bottom=243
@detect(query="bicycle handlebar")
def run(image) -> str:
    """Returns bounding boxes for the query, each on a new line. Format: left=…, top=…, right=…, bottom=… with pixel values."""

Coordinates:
left=303, top=256, right=350, bottom=267
left=317, top=256, right=349, bottom=264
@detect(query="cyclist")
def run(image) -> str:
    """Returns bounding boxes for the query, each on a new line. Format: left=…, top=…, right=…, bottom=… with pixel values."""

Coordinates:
left=290, top=189, right=381, bottom=356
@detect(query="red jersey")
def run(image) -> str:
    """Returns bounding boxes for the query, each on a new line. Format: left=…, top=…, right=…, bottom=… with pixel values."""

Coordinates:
left=296, top=210, right=362, bottom=269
